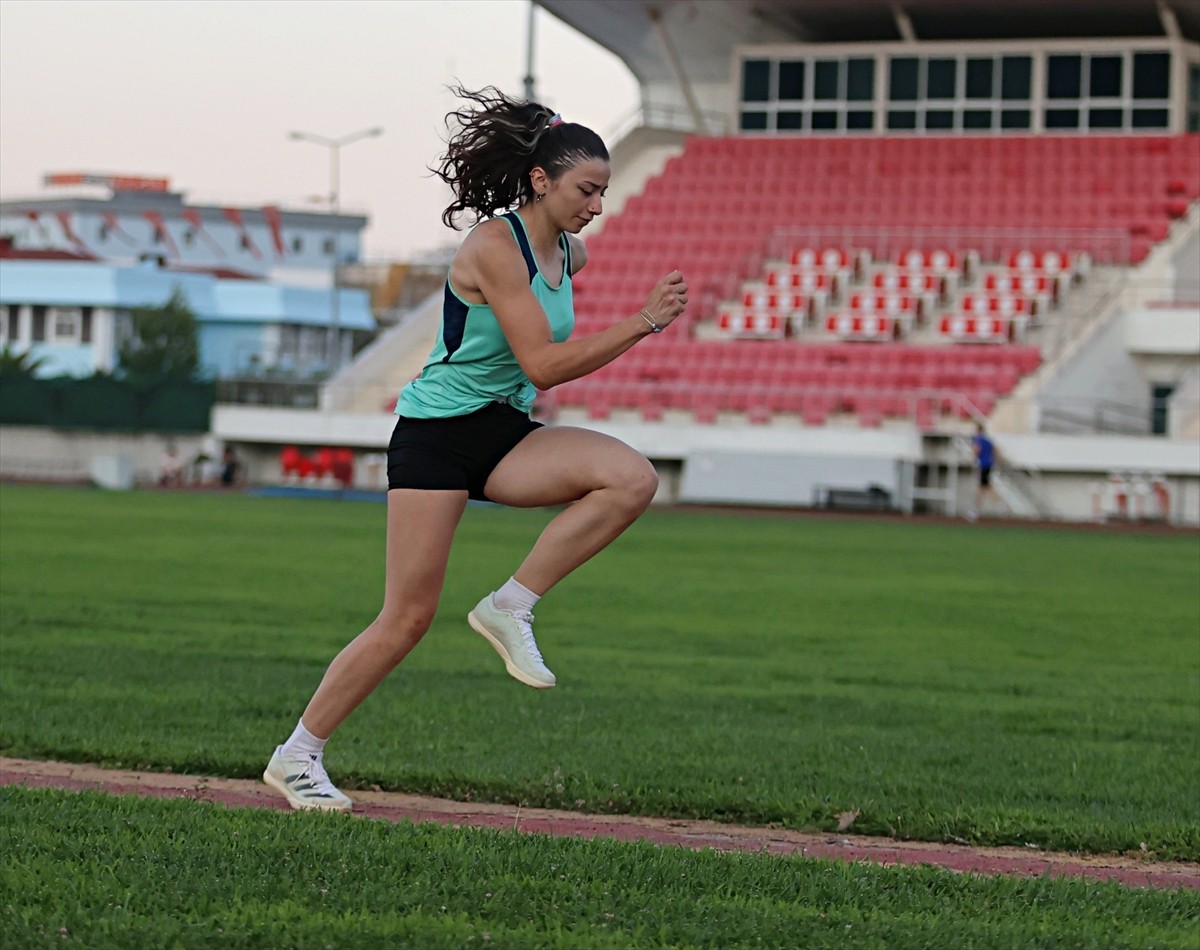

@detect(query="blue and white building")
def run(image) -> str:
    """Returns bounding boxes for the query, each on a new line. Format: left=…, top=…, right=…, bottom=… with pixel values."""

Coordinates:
left=0, top=172, right=374, bottom=377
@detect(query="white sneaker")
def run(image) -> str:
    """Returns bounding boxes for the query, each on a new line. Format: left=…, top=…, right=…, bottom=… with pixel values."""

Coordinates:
left=263, top=746, right=352, bottom=811
left=468, top=594, right=556, bottom=688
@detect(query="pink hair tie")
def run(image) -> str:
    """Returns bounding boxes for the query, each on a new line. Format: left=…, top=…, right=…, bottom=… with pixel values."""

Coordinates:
left=548, top=114, right=564, bottom=127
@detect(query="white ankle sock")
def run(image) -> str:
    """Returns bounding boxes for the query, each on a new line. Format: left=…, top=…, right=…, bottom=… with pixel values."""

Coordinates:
left=281, top=719, right=327, bottom=756
left=492, top=577, right=540, bottom=614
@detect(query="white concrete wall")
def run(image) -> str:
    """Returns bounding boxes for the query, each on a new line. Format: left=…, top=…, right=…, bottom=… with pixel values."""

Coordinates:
left=1038, top=310, right=1152, bottom=433
left=8, top=413, right=1198, bottom=523
left=1125, top=307, right=1200, bottom=355
left=0, top=426, right=213, bottom=486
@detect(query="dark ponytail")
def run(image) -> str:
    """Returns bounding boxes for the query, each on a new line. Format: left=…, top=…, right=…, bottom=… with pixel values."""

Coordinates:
left=433, top=85, right=609, bottom=230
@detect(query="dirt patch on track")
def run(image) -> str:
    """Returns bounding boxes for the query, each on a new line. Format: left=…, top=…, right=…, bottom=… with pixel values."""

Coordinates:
left=4, top=757, right=1196, bottom=891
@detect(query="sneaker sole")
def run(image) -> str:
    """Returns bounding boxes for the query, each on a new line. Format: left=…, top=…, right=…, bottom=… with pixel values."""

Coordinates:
left=468, top=610, right=556, bottom=689
left=262, top=769, right=353, bottom=812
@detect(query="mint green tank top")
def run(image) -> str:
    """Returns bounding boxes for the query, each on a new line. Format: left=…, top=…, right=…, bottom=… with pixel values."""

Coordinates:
left=395, top=212, right=575, bottom=418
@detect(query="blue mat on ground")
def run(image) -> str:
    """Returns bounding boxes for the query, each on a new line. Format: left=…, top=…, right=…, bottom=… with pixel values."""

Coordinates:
left=247, top=486, right=387, bottom=503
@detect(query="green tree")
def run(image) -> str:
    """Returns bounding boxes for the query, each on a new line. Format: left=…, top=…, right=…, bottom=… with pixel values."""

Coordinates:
left=118, top=288, right=200, bottom=380
left=0, top=344, right=49, bottom=377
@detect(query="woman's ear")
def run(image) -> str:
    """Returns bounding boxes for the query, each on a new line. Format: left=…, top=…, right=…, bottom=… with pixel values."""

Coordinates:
left=529, top=165, right=549, bottom=198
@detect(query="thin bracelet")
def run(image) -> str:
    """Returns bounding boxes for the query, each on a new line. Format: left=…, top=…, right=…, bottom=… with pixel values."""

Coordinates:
left=638, top=308, right=663, bottom=334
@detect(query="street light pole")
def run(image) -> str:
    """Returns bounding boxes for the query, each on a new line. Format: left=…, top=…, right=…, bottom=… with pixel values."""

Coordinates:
left=287, top=126, right=383, bottom=373
left=523, top=0, right=537, bottom=101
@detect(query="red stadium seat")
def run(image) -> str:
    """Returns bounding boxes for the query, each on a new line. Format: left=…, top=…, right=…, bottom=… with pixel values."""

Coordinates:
left=556, top=133, right=1194, bottom=429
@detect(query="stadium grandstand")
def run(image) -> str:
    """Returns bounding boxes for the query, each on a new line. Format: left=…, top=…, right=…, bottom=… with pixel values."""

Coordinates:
left=46, top=1, right=1200, bottom=522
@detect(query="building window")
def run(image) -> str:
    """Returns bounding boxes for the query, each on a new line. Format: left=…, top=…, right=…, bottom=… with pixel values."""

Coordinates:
left=846, top=58, right=874, bottom=101
left=31, top=305, right=46, bottom=342
left=811, top=110, right=838, bottom=130
left=926, top=109, right=955, bottom=130
left=926, top=58, right=956, bottom=99
left=965, top=57, right=993, bottom=98
left=742, top=59, right=771, bottom=102
left=0, top=305, right=13, bottom=342
left=890, top=57, right=919, bottom=101
left=813, top=60, right=840, bottom=100
left=1134, top=107, right=1171, bottom=130
left=1041, top=49, right=1173, bottom=133
left=736, top=44, right=1178, bottom=138
left=299, top=326, right=324, bottom=364
left=1089, top=56, right=1122, bottom=98
left=183, top=229, right=195, bottom=247
left=963, top=109, right=993, bottom=130
left=1047, top=55, right=1082, bottom=99
left=1089, top=107, right=1124, bottom=129
left=1151, top=384, right=1173, bottom=435
left=778, top=60, right=805, bottom=100
left=1000, top=109, right=1031, bottom=129
left=322, top=237, right=336, bottom=256
left=80, top=307, right=93, bottom=344
left=1133, top=51, right=1170, bottom=99
left=291, top=235, right=304, bottom=254
left=846, top=110, right=874, bottom=130
left=1187, top=65, right=1200, bottom=132
left=1045, top=108, right=1080, bottom=130
left=50, top=307, right=82, bottom=343
left=1000, top=56, right=1032, bottom=100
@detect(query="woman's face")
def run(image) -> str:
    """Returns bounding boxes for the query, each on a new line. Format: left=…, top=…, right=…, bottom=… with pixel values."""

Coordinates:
left=539, top=157, right=610, bottom=233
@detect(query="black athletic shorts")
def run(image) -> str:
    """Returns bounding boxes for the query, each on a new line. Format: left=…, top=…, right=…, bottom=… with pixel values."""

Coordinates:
left=387, top=401, right=542, bottom=500
left=979, top=466, right=992, bottom=487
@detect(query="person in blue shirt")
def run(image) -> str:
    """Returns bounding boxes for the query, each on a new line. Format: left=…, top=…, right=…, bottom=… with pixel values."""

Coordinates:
left=263, top=86, right=688, bottom=812
left=969, top=423, right=1001, bottom=520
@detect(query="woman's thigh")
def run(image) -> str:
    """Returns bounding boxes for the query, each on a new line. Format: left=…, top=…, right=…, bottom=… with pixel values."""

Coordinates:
left=483, top=426, right=656, bottom=509
left=381, top=489, right=469, bottom=615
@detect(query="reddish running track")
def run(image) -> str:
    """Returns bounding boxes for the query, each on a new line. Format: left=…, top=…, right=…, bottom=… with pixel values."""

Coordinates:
left=3, top=757, right=1197, bottom=891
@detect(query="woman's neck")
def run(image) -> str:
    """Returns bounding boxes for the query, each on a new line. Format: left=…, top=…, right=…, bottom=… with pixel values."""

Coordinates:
left=516, top=203, right=562, bottom=256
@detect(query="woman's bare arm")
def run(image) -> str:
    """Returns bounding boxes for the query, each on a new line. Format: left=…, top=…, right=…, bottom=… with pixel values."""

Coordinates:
left=465, top=225, right=686, bottom=390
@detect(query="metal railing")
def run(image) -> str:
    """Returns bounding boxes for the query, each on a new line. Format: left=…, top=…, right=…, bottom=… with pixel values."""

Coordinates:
left=604, top=99, right=727, bottom=143
left=1039, top=398, right=1154, bottom=436
left=216, top=378, right=322, bottom=409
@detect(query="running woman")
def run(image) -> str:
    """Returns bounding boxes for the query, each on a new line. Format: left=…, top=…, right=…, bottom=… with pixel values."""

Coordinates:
left=264, top=86, right=688, bottom=810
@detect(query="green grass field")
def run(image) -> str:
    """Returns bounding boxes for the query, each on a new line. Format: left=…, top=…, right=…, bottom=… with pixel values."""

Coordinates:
left=4, top=785, right=1197, bottom=950
left=1, top=484, right=1198, bottom=947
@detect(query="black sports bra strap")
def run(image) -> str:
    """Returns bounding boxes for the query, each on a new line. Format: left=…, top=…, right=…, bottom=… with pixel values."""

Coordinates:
left=501, top=212, right=538, bottom=283
left=561, top=233, right=572, bottom=278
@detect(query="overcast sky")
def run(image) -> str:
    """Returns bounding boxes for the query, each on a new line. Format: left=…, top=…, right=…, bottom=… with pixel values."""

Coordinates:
left=0, top=0, right=640, bottom=260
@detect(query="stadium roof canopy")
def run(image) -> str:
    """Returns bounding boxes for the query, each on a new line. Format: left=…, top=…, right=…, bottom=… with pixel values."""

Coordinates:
left=537, top=0, right=1200, bottom=85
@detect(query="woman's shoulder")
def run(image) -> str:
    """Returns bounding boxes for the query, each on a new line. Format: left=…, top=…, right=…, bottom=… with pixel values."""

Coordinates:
left=459, top=216, right=519, bottom=254
left=452, top=216, right=525, bottom=290
left=455, top=217, right=515, bottom=264
left=566, top=233, right=588, bottom=274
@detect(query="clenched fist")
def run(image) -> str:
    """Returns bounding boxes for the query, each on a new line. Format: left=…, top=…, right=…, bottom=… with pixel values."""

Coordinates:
left=642, top=270, right=688, bottom=330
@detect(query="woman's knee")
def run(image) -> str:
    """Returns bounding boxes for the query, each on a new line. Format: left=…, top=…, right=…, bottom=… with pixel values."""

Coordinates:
left=373, top=600, right=438, bottom=649
left=613, top=456, right=658, bottom=513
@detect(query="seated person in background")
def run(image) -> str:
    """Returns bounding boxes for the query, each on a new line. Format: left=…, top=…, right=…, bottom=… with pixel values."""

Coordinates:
left=158, top=445, right=184, bottom=488
left=220, top=447, right=241, bottom=488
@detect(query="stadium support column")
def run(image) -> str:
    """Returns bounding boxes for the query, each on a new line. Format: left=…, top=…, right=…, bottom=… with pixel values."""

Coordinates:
left=646, top=7, right=706, bottom=133
left=891, top=3, right=917, bottom=42
left=1157, top=1, right=1181, bottom=39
